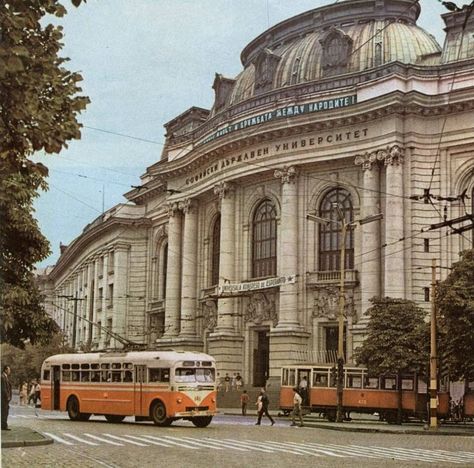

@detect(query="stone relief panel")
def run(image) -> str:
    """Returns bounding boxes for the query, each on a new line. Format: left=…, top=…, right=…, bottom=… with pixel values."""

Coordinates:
left=244, top=292, right=278, bottom=327
left=320, top=28, right=353, bottom=77
left=202, top=300, right=217, bottom=331
left=312, top=287, right=355, bottom=321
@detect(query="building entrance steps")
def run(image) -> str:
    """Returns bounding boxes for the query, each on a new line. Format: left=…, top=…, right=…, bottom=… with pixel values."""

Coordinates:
left=217, top=386, right=280, bottom=410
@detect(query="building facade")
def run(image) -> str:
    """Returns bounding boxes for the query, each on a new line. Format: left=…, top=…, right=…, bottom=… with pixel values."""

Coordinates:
left=43, top=0, right=474, bottom=388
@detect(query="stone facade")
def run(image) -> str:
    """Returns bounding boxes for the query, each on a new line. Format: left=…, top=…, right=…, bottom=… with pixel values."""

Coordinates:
left=42, top=1, right=474, bottom=389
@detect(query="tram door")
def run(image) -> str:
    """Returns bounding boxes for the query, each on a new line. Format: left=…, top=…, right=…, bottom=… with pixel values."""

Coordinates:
left=253, top=330, right=269, bottom=387
left=134, top=365, right=147, bottom=415
left=52, top=365, right=61, bottom=410
left=297, top=369, right=311, bottom=406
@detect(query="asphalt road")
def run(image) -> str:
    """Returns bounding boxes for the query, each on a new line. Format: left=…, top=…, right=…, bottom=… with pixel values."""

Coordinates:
left=3, top=405, right=474, bottom=467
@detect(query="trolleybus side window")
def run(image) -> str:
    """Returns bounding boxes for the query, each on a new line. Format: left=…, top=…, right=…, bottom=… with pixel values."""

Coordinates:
left=149, top=368, right=170, bottom=383
left=71, top=364, right=80, bottom=382
left=43, top=369, right=50, bottom=381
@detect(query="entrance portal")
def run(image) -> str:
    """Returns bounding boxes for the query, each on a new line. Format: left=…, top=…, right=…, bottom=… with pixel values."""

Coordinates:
left=253, top=329, right=269, bottom=387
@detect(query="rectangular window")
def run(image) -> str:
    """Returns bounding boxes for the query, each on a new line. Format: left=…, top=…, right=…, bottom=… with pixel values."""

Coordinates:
left=382, top=377, right=397, bottom=390
left=62, top=371, right=71, bottom=382
left=424, top=287, right=430, bottom=302
left=149, top=368, right=170, bottom=383
left=401, top=378, right=414, bottom=390
left=313, top=372, right=329, bottom=387
left=108, top=284, right=114, bottom=308
left=364, top=377, right=379, bottom=389
left=424, top=238, right=430, bottom=253
left=43, top=370, right=51, bottom=381
left=108, top=251, right=114, bottom=273
left=346, top=374, right=362, bottom=388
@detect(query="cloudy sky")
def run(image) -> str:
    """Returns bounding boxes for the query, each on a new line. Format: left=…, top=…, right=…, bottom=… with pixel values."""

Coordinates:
left=34, top=0, right=448, bottom=267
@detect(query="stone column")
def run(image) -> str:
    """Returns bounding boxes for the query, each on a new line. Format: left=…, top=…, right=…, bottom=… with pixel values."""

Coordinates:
left=274, top=165, right=301, bottom=330
left=213, top=182, right=235, bottom=334
left=383, top=145, right=405, bottom=298
left=355, top=152, right=382, bottom=316
left=113, top=244, right=129, bottom=348
left=179, top=198, right=199, bottom=338
left=163, top=202, right=182, bottom=337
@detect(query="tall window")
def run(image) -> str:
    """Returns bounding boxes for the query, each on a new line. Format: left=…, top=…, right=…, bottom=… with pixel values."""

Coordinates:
left=211, top=215, right=221, bottom=285
left=318, top=188, right=354, bottom=271
left=162, top=243, right=168, bottom=299
left=252, top=199, right=277, bottom=278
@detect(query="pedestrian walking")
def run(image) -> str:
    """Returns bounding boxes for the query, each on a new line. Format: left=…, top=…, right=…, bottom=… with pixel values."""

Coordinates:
left=255, top=388, right=275, bottom=426
left=19, top=381, right=28, bottom=406
left=1, top=365, right=12, bottom=431
left=28, top=380, right=37, bottom=406
left=240, top=390, right=250, bottom=416
left=290, top=387, right=304, bottom=427
left=34, top=381, right=41, bottom=406
left=298, top=375, right=308, bottom=406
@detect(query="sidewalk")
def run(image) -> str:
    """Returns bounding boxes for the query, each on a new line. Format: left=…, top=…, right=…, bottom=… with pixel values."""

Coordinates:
left=219, top=408, right=474, bottom=436
left=1, top=426, right=53, bottom=449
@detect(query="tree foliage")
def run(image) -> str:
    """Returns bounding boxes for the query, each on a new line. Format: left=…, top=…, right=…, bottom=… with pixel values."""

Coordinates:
left=355, top=297, right=430, bottom=376
left=0, top=0, right=89, bottom=347
left=1, top=333, right=74, bottom=387
left=436, top=249, right=474, bottom=382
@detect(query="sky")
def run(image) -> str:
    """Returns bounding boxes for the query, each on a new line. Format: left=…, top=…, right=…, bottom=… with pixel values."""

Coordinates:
left=33, top=0, right=448, bottom=268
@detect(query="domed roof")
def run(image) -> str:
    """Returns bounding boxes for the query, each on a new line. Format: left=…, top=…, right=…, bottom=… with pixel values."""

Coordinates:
left=215, top=0, right=441, bottom=112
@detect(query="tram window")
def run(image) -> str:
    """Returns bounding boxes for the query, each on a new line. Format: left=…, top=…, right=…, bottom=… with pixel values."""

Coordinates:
left=101, top=371, right=110, bottom=382
left=364, top=377, right=379, bottom=389
left=91, top=371, right=100, bottom=382
left=81, top=371, right=90, bottom=382
left=313, top=373, right=328, bottom=387
left=382, top=377, right=397, bottom=390
left=123, top=371, right=133, bottom=382
left=111, top=371, right=122, bottom=383
left=101, top=363, right=110, bottom=370
left=81, top=363, right=90, bottom=369
left=62, top=371, right=71, bottom=382
left=72, top=364, right=80, bottom=370
left=401, top=378, right=414, bottom=390
left=111, top=363, right=121, bottom=370
left=347, top=375, right=362, bottom=388
left=91, top=363, right=100, bottom=370
left=196, top=368, right=215, bottom=382
left=149, top=368, right=170, bottom=383
left=289, top=369, right=296, bottom=387
left=71, top=371, right=80, bottom=382
left=43, top=370, right=51, bottom=381
left=62, top=364, right=70, bottom=370
left=282, top=369, right=289, bottom=386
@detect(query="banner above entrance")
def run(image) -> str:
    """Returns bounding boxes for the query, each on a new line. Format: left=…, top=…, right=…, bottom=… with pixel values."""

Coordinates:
left=218, top=275, right=296, bottom=295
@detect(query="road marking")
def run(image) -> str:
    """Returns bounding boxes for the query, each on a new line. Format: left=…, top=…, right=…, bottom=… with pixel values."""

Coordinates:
left=181, top=436, right=248, bottom=451
left=245, top=439, right=305, bottom=455
left=164, top=435, right=223, bottom=450
left=62, top=433, right=100, bottom=446
left=42, top=432, right=75, bottom=445
left=263, top=440, right=322, bottom=456
left=103, top=433, right=150, bottom=446
left=142, top=435, right=199, bottom=449
left=221, top=439, right=274, bottom=453
left=307, top=443, right=380, bottom=459
left=284, top=441, right=346, bottom=457
left=202, top=437, right=252, bottom=452
left=126, top=435, right=171, bottom=447
left=83, top=433, right=124, bottom=446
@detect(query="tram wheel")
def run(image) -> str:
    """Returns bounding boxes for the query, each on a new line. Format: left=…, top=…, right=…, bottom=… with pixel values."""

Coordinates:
left=105, top=414, right=125, bottom=423
left=151, top=401, right=172, bottom=426
left=191, top=416, right=213, bottom=428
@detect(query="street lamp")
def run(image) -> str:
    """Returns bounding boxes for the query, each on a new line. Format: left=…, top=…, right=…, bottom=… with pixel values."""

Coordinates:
left=307, top=204, right=382, bottom=422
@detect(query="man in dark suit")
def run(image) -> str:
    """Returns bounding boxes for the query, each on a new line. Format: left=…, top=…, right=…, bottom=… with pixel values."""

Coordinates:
left=255, top=388, right=275, bottom=426
left=1, top=365, right=12, bottom=430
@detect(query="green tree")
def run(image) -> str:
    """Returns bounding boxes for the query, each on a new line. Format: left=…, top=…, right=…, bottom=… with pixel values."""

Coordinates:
left=436, top=249, right=474, bottom=382
left=355, top=297, right=430, bottom=423
left=0, top=0, right=89, bottom=347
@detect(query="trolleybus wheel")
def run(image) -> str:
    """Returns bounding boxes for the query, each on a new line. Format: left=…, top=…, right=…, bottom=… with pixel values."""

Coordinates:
left=151, top=401, right=172, bottom=426
left=104, top=414, right=125, bottom=423
left=191, top=416, right=213, bottom=428
left=67, top=396, right=82, bottom=421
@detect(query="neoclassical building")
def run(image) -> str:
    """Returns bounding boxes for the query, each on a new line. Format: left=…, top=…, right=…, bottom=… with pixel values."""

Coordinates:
left=43, top=0, right=474, bottom=388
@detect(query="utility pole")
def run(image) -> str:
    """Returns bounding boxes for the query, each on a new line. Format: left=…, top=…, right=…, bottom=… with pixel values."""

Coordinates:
left=430, top=258, right=438, bottom=430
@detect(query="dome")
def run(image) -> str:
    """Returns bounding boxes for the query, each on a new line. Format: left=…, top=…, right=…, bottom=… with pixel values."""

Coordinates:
left=215, top=0, right=441, bottom=112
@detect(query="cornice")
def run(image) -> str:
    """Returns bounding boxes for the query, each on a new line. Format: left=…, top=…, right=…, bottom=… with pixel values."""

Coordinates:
left=49, top=216, right=151, bottom=281
left=151, top=90, right=474, bottom=181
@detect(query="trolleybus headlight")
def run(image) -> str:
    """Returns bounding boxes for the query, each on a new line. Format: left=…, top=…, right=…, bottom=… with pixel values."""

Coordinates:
left=177, top=397, right=183, bottom=403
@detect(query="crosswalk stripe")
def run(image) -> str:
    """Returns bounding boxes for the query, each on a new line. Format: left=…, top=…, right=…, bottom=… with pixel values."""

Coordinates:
left=307, top=443, right=380, bottom=459
left=83, top=433, right=123, bottom=446
left=221, top=439, right=274, bottom=453
left=202, top=437, right=254, bottom=452
left=245, top=439, right=305, bottom=455
left=163, top=435, right=223, bottom=450
left=42, top=432, right=75, bottom=445
left=283, top=442, right=346, bottom=457
left=376, top=447, right=463, bottom=464
left=142, top=435, right=199, bottom=449
left=103, top=434, right=149, bottom=446
left=127, top=435, right=171, bottom=447
left=62, top=433, right=99, bottom=446
left=264, top=440, right=322, bottom=456
left=349, top=444, right=431, bottom=462
left=181, top=436, right=248, bottom=451
left=415, top=448, right=474, bottom=462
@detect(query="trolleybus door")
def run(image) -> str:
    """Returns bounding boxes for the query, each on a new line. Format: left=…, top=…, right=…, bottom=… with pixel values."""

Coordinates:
left=134, top=365, right=147, bottom=415
left=52, top=365, right=61, bottom=410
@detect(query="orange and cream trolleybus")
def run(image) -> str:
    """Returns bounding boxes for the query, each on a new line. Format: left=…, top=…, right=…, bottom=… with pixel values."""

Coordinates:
left=40, top=350, right=217, bottom=427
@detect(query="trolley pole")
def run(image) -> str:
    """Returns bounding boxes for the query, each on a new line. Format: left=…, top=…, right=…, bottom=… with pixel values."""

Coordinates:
left=429, top=258, right=438, bottom=430
left=336, top=221, right=347, bottom=423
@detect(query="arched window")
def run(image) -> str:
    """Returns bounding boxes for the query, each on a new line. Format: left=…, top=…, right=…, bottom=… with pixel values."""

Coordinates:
left=211, top=215, right=221, bottom=285
left=318, top=188, right=354, bottom=271
left=252, top=199, right=277, bottom=278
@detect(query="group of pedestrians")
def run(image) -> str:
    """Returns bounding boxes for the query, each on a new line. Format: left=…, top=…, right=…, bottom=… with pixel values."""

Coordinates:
left=19, top=380, right=41, bottom=406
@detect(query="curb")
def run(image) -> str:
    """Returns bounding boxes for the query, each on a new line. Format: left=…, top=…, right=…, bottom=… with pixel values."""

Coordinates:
left=2, top=438, right=53, bottom=449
